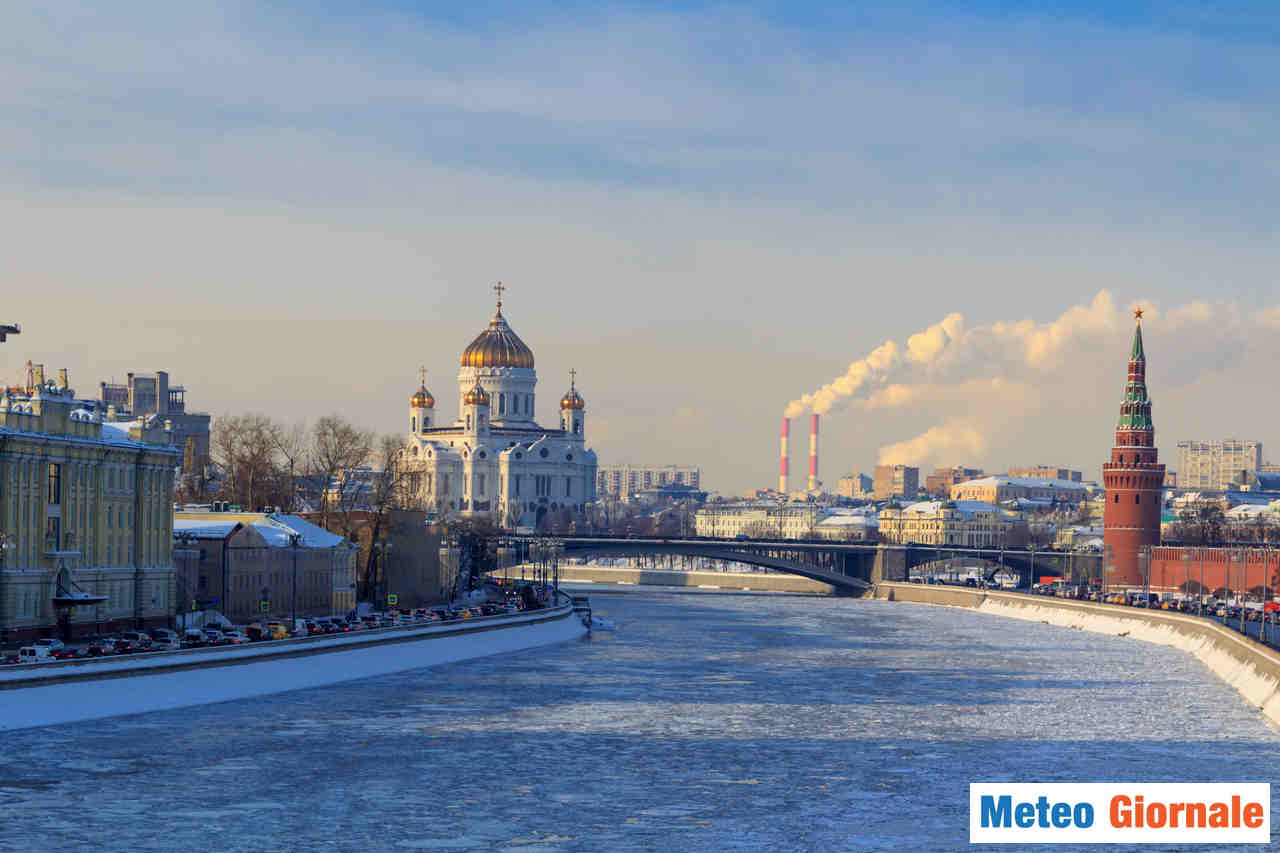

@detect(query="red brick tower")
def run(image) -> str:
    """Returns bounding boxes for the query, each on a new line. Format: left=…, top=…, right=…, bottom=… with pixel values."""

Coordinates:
left=1103, top=309, right=1165, bottom=586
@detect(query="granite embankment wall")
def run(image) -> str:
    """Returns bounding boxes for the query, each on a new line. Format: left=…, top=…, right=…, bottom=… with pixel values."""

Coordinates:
left=492, top=566, right=833, bottom=594
left=874, top=582, right=1280, bottom=727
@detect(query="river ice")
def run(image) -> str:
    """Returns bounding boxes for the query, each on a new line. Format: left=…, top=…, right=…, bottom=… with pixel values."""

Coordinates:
left=2, top=589, right=1276, bottom=852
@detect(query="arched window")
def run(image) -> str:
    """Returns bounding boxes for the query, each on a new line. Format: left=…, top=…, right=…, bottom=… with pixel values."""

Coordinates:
left=499, top=393, right=506, bottom=415
left=466, top=414, right=472, bottom=430
left=412, top=416, right=417, bottom=432
left=1113, top=494, right=1119, bottom=504
left=1135, top=494, right=1140, bottom=505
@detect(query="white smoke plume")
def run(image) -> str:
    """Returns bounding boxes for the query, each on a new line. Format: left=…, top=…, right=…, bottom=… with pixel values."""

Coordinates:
left=785, top=290, right=1280, bottom=469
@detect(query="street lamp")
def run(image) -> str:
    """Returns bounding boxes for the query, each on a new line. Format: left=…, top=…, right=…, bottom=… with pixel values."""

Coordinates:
left=288, top=532, right=302, bottom=629
left=1229, top=549, right=1245, bottom=635
left=1240, top=548, right=1250, bottom=637
left=1182, top=549, right=1193, bottom=614
left=0, top=530, right=11, bottom=648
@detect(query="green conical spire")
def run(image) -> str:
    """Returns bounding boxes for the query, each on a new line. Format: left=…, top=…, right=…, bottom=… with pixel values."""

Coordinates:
left=1118, top=309, right=1152, bottom=431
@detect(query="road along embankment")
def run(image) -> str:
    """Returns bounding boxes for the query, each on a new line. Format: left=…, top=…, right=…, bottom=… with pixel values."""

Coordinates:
left=491, top=565, right=833, bottom=594
left=874, top=582, right=1280, bottom=727
left=0, top=604, right=586, bottom=731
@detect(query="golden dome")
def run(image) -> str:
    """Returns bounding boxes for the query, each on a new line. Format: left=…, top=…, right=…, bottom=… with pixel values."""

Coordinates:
left=560, top=386, right=584, bottom=410
left=463, top=381, right=490, bottom=406
left=410, top=384, right=434, bottom=409
left=460, top=286, right=535, bottom=369
left=560, top=368, right=584, bottom=410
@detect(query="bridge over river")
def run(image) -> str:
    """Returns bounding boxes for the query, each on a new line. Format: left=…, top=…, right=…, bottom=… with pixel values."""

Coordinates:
left=500, top=535, right=1103, bottom=595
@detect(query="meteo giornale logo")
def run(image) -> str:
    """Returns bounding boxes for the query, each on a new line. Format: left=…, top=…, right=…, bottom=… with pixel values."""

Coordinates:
left=969, top=783, right=1270, bottom=845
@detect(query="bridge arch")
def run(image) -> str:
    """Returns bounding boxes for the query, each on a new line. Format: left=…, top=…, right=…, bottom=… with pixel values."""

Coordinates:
left=540, top=538, right=872, bottom=595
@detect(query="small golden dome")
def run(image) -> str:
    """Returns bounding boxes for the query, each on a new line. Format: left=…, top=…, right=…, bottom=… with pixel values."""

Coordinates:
left=560, top=388, right=584, bottom=410
left=460, top=286, right=535, bottom=369
left=410, top=384, right=434, bottom=409
left=464, top=381, right=490, bottom=406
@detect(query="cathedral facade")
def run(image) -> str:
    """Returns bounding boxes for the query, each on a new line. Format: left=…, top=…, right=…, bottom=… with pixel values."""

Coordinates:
left=403, top=288, right=597, bottom=529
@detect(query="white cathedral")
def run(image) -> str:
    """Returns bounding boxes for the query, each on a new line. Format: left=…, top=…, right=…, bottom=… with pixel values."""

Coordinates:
left=403, top=286, right=598, bottom=529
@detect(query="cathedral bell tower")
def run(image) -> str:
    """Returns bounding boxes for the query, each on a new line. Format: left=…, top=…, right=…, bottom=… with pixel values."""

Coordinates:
left=409, top=368, right=434, bottom=435
left=559, top=369, right=585, bottom=441
left=1102, top=309, right=1165, bottom=587
left=463, top=380, right=490, bottom=437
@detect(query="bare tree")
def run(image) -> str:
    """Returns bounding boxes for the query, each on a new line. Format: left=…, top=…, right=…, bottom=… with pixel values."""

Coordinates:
left=309, top=414, right=373, bottom=533
left=358, top=435, right=412, bottom=601
left=271, top=421, right=308, bottom=513
left=1172, top=502, right=1226, bottom=545
left=211, top=413, right=290, bottom=509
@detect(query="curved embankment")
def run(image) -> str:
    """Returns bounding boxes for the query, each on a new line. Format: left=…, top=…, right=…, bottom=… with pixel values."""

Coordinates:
left=0, top=604, right=586, bottom=731
left=873, top=582, right=1280, bottom=727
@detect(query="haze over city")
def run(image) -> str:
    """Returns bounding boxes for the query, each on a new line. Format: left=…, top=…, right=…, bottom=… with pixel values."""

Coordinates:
left=4, top=2, right=1278, bottom=494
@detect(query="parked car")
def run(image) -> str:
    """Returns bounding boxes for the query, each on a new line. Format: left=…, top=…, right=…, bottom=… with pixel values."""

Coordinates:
left=18, top=646, right=54, bottom=664
left=181, top=629, right=206, bottom=648
left=218, top=630, right=248, bottom=645
left=85, top=637, right=117, bottom=656
left=150, top=635, right=181, bottom=651
left=33, top=638, right=65, bottom=654
left=119, top=631, right=154, bottom=652
left=264, top=622, right=290, bottom=640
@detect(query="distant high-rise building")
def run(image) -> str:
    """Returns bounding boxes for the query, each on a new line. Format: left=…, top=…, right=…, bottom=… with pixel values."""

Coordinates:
left=98, top=371, right=211, bottom=464
left=1175, top=440, right=1262, bottom=491
left=1007, top=466, right=1082, bottom=483
left=597, top=465, right=700, bottom=499
left=873, top=465, right=919, bottom=500
left=924, top=466, right=985, bottom=496
left=836, top=471, right=874, bottom=499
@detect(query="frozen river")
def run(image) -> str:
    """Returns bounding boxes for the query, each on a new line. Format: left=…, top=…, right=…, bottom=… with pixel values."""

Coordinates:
left=3, top=588, right=1277, bottom=852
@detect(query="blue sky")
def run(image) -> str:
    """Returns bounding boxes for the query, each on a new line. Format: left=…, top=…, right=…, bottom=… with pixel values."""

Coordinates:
left=3, top=1, right=1278, bottom=492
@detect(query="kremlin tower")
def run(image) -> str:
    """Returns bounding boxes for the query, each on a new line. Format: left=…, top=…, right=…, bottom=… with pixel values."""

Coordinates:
left=1102, top=309, right=1165, bottom=587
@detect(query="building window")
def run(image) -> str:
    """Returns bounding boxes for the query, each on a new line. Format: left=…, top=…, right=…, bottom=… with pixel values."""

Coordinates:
left=47, top=463, right=61, bottom=505
left=1135, top=494, right=1140, bottom=504
left=565, top=477, right=572, bottom=497
left=499, top=393, right=505, bottom=415
left=477, top=474, right=485, bottom=496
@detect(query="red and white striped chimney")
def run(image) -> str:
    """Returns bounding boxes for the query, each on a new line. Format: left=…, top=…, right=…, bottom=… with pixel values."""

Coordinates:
left=778, top=417, right=790, bottom=494
left=808, top=414, right=820, bottom=491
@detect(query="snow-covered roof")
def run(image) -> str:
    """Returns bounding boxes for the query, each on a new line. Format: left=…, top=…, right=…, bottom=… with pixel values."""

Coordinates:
left=954, top=476, right=1088, bottom=491
left=816, top=514, right=872, bottom=527
left=256, top=514, right=350, bottom=549
left=100, top=422, right=132, bottom=441
left=173, top=519, right=241, bottom=539
left=899, top=499, right=1008, bottom=517
left=1226, top=504, right=1276, bottom=519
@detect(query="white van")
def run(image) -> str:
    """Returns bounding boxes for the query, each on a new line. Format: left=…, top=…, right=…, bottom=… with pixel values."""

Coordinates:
left=18, top=646, right=54, bottom=664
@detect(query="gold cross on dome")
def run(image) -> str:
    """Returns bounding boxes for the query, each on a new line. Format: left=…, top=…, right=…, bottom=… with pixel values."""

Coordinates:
left=419, top=366, right=427, bottom=385
left=569, top=368, right=577, bottom=389
left=493, top=281, right=505, bottom=311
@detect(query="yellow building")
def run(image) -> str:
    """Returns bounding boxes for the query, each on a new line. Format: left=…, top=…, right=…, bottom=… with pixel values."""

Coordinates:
left=694, top=503, right=820, bottom=539
left=877, top=500, right=1022, bottom=547
left=949, top=475, right=1089, bottom=505
left=0, top=377, right=179, bottom=646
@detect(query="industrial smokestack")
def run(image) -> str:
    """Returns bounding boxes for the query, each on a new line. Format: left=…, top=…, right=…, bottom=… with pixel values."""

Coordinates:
left=808, top=414, right=820, bottom=491
left=779, top=417, right=790, bottom=494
